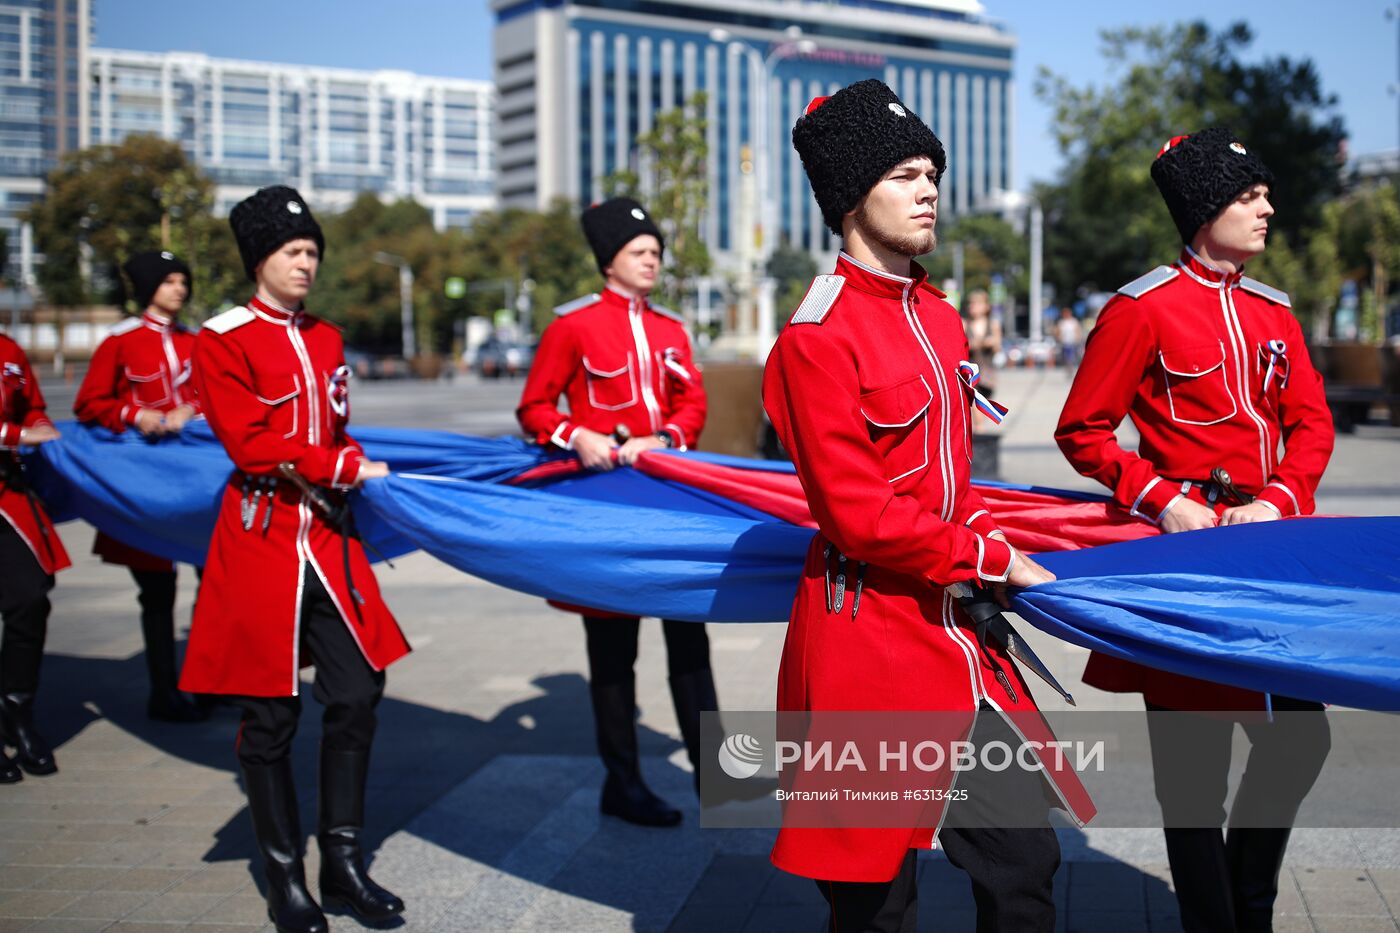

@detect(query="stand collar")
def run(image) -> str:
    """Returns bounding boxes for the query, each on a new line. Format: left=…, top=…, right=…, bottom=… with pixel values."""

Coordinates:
left=249, top=295, right=303, bottom=326
left=1177, top=246, right=1243, bottom=289
left=836, top=251, right=941, bottom=301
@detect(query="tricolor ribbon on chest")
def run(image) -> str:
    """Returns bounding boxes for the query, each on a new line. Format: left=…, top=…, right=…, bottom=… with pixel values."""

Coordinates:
left=957, top=360, right=1008, bottom=425
left=1261, top=339, right=1289, bottom=393
left=328, top=364, right=351, bottom=417
left=662, top=347, right=692, bottom=383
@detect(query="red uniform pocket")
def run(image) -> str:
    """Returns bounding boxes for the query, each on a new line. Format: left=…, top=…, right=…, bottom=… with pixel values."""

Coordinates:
left=1160, top=342, right=1236, bottom=426
left=124, top=368, right=171, bottom=408
left=583, top=354, right=637, bottom=411
left=860, top=374, right=933, bottom=484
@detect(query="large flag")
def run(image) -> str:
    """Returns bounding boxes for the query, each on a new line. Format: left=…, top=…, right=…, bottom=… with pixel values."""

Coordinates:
left=28, top=423, right=1400, bottom=710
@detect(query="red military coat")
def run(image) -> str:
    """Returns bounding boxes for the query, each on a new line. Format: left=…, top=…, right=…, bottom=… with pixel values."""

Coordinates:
left=516, top=286, right=706, bottom=451
left=181, top=296, right=410, bottom=698
left=763, top=253, right=1094, bottom=882
left=1056, top=248, right=1334, bottom=710
left=0, top=334, right=69, bottom=575
left=74, top=310, right=201, bottom=571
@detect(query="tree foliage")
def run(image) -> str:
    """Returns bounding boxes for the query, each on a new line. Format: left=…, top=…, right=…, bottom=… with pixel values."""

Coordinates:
left=309, top=194, right=598, bottom=353
left=25, top=134, right=243, bottom=313
left=603, top=92, right=712, bottom=312
left=923, top=214, right=1030, bottom=299
left=767, top=242, right=819, bottom=319
left=1034, top=21, right=1346, bottom=309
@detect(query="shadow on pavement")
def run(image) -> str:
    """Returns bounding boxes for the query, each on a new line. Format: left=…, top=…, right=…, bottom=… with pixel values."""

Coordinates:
left=28, top=652, right=1181, bottom=931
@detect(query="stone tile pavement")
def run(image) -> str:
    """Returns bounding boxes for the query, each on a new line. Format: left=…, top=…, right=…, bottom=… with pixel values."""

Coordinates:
left=3, top=368, right=1399, bottom=932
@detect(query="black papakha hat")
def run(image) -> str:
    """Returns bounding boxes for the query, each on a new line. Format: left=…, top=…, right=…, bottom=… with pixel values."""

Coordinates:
left=228, top=185, right=325, bottom=281
left=123, top=250, right=191, bottom=310
left=1151, top=127, right=1275, bottom=243
left=580, top=198, right=665, bottom=274
left=792, top=79, right=946, bottom=236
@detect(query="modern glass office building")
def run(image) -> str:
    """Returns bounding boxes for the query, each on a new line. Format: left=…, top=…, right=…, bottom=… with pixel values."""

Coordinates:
left=0, top=0, right=497, bottom=287
left=0, top=0, right=90, bottom=283
left=493, top=0, right=1015, bottom=263
left=87, top=49, right=496, bottom=227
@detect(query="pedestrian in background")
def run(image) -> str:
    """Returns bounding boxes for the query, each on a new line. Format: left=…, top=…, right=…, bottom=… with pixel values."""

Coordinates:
left=962, top=288, right=1001, bottom=397
left=1054, top=306, right=1083, bottom=373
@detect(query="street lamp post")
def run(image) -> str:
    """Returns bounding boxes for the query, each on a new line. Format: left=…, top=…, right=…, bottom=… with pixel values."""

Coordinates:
left=710, top=26, right=814, bottom=360
left=979, top=188, right=1044, bottom=343
left=372, top=251, right=416, bottom=360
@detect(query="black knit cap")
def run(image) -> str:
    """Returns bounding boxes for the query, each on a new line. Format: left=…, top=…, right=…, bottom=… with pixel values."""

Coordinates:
left=123, top=250, right=191, bottom=310
left=792, top=79, right=946, bottom=235
left=228, top=185, right=325, bottom=281
left=1151, top=127, right=1275, bottom=243
left=580, top=198, right=664, bottom=274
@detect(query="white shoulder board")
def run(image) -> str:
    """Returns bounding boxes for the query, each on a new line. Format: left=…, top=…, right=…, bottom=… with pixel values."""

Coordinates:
left=1117, top=265, right=1179, bottom=300
left=554, top=294, right=600, bottom=316
left=649, top=303, right=685, bottom=324
left=1239, top=276, right=1291, bottom=308
left=790, top=275, right=846, bottom=325
left=203, top=306, right=256, bottom=334
left=108, top=316, right=143, bottom=336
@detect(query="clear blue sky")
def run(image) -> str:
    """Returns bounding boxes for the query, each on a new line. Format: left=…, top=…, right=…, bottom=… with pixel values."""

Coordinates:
left=98, top=0, right=1395, bottom=192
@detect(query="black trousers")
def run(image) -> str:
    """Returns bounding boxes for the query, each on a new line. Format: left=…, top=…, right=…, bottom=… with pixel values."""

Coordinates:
left=234, top=572, right=385, bottom=767
left=581, top=616, right=711, bottom=684
left=1147, top=699, right=1330, bottom=933
left=130, top=568, right=176, bottom=629
left=817, top=703, right=1061, bottom=933
left=0, top=521, right=53, bottom=695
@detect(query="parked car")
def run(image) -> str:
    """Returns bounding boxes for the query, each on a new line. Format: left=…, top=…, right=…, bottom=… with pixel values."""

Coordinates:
left=1002, top=337, right=1057, bottom=368
left=344, top=348, right=411, bottom=380
left=474, top=338, right=534, bottom=379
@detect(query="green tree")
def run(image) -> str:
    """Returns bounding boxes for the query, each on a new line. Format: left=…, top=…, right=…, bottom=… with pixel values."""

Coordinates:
left=1308, top=185, right=1400, bottom=340
left=463, top=198, right=598, bottom=335
left=24, top=134, right=242, bottom=314
left=1034, top=21, right=1346, bottom=301
left=767, top=242, right=819, bottom=321
left=312, top=193, right=444, bottom=352
left=603, top=92, right=712, bottom=312
left=923, top=214, right=1029, bottom=298
left=311, top=195, right=599, bottom=354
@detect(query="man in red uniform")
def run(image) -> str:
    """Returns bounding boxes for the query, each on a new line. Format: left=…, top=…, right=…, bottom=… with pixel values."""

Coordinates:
left=1056, top=127, right=1335, bottom=932
left=0, top=334, right=69, bottom=782
left=184, top=186, right=408, bottom=933
left=74, top=250, right=206, bottom=722
left=517, top=197, right=713, bottom=827
left=765, top=79, right=1094, bottom=932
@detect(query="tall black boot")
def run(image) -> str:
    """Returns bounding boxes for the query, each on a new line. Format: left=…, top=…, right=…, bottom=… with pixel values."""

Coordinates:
left=0, top=747, right=21, bottom=783
left=318, top=745, right=404, bottom=924
left=667, top=668, right=717, bottom=781
left=669, top=668, right=774, bottom=806
left=1165, top=828, right=1237, bottom=933
left=136, top=571, right=206, bottom=723
left=0, top=692, right=56, bottom=775
left=1227, top=827, right=1292, bottom=933
left=591, top=680, right=681, bottom=827
left=240, top=758, right=328, bottom=933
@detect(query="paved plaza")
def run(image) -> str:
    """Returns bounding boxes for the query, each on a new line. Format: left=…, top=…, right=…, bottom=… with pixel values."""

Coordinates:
left=3, top=366, right=1399, bottom=932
